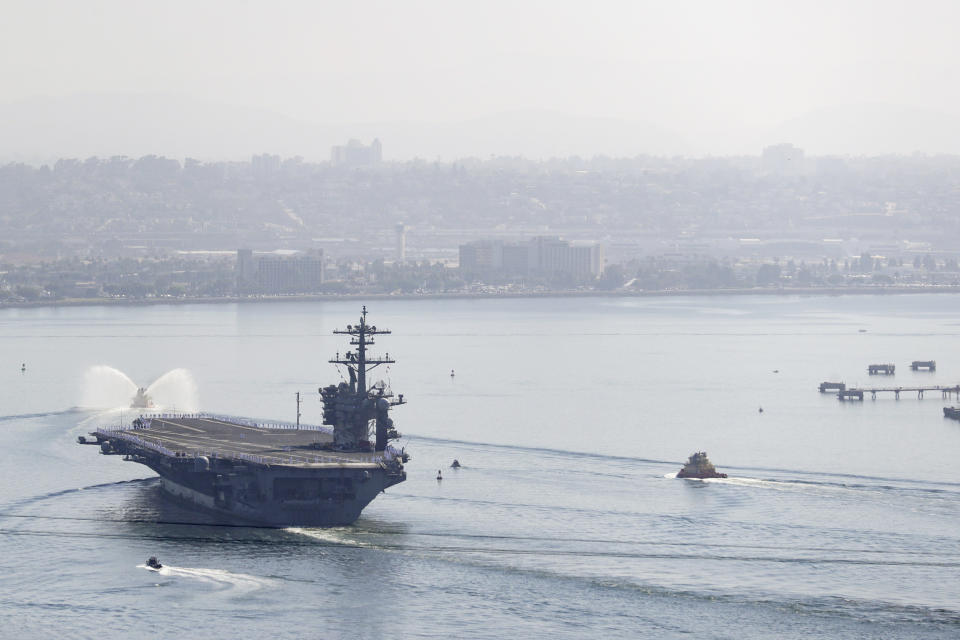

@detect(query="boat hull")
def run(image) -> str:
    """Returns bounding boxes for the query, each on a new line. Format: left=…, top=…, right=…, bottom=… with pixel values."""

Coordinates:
left=84, top=411, right=408, bottom=527
left=677, top=470, right=727, bottom=479
left=150, top=460, right=404, bottom=527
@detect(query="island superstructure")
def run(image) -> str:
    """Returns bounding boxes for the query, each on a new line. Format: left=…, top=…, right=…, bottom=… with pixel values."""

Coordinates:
left=79, top=307, right=408, bottom=526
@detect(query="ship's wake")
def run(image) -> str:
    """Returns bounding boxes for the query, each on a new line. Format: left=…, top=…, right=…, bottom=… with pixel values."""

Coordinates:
left=80, top=365, right=198, bottom=411
left=670, top=473, right=857, bottom=491
left=666, top=473, right=959, bottom=504
left=285, top=526, right=373, bottom=548
left=137, top=564, right=273, bottom=592
left=0, top=408, right=85, bottom=423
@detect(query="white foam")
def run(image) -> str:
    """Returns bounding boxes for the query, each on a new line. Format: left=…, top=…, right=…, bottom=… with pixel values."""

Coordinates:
left=146, top=368, right=199, bottom=412
left=78, top=366, right=199, bottom=411
left=700, top=476, right=871, bottom=498
left=286, top=526, right=370, bottom=548
left=80, top=366, right=138, bottom=408
left=138, top=564, right=273, bottom=592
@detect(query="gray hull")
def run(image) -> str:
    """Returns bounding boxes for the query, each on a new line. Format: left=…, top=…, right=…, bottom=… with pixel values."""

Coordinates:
left=141, top=455, right=404, bottom=527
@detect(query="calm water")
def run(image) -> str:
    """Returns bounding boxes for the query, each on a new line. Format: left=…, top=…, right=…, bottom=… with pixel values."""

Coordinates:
left=1, top=294, right=959, bottom=638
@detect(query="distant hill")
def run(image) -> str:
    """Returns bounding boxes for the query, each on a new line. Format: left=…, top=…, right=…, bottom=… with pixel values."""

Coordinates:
left=761, top=104, right=960, bottom=155
left=5, top=93, right=957, bottom=162
left=0, top=93, right=327, bottom=164
left=0, top=93, right=689, bottom=163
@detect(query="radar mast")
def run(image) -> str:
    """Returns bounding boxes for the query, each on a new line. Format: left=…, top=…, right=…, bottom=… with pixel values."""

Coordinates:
left=329, top=305, right=394, bottom=394
left=322, top=307, right=405, bottom=451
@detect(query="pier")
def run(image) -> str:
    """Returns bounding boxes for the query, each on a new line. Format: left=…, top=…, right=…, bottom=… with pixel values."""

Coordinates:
left=868, top=364, right=895, bottom=375
left=836, top=384, right=960, bottom=400
left=838, top=389, right=863, bottom=400
left=911, top=360, right=936, bottom=371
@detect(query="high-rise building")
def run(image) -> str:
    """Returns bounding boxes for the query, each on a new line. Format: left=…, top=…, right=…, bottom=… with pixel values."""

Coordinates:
left=459, top=240, right=503, bottom=272
left=251, top=153, right=281, bottom=176
left=459, top=237, right=604, bottom=279
left=501, top=243, right=530, bottom=274
left=237, top=248, right=256, bottom=290
left=236, top=249, right=325, bottom=294
left=330, top=139, right=383, bottom=167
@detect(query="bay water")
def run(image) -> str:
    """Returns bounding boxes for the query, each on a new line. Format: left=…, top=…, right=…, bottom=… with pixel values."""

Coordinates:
left=1, top=294, right=959, bottom=638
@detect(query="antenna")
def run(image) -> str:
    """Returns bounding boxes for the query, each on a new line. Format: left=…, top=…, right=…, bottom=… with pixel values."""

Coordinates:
left=295, top=391, right=302, bottom=429
left=330, top=305, right=395, bottom=395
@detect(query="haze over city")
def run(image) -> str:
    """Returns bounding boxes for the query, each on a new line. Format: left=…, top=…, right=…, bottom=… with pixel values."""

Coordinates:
left=4, top=0, right=960, bottom=161
left=6, top=3, right=960, bottom=639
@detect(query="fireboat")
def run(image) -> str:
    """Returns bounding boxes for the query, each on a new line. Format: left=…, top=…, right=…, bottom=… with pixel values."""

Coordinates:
left=130, top=387, right=154, bottom=409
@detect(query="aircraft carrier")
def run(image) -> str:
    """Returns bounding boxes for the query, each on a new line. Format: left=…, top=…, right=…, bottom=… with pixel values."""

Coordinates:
left=79, top=307, right=408, bottom=526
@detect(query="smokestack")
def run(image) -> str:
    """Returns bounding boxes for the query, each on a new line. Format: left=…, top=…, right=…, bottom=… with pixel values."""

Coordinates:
left=395, top=223, right=406, bottom=264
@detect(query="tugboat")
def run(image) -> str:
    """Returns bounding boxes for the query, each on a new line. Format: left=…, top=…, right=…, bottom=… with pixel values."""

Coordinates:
left=944, top=407, right=960, bottom=421
left=145, top=556, right=163, bottom=570
left=676, top=451, right=727, bottom=479
left=130, top=387, right=154, bottom=409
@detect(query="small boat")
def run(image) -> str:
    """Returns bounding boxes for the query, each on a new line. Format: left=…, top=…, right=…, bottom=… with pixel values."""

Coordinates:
left=146, top=556, right=163, bottom=570
left=676, top=451, right=727, bottom=479
left=450, top=459, right=461, bottom=468
left=944, top=407, right=960, bottom=421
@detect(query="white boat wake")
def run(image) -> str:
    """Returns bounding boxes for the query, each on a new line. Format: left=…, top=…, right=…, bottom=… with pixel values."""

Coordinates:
left=138, top=563, right=273, bottom=592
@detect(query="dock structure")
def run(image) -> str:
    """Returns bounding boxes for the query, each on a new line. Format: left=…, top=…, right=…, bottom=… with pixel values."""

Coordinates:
left=868, top=364, right=895, bottom=375
left=838, top=389, right=864, bottom=401
left=837, top=384, right=960, bottom=400
left=819, top=381, right=846, bottom=393
left=911, top=360, right=936, bottom=371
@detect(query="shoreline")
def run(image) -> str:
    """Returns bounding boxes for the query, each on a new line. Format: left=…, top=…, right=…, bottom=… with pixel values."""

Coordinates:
left=2, top=285, right=960, bottom=311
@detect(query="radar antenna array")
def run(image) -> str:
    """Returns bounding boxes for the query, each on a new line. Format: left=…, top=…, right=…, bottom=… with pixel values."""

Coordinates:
left=329, top=305, right=395, bottom=394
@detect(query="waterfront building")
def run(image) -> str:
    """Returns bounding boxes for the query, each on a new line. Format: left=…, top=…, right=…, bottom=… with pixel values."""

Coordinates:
left=236, top=249, right=324, bottom=294
left=459, top=237, right=603, bottom=279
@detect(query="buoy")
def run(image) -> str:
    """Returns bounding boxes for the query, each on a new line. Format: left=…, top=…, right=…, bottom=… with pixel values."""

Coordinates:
left=451, top=459, right=461, bottom=468
left=450, top=369, right=455, bottom=377
left=758, top=406, right=764, bottom=413
left=21, top=363, right=26, bottom=372
left=436, top=470, right=443, bottom=480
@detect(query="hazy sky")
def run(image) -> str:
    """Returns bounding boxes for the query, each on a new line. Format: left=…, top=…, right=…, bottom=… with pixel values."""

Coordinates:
left=4, top=0, right=960, bottom=155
